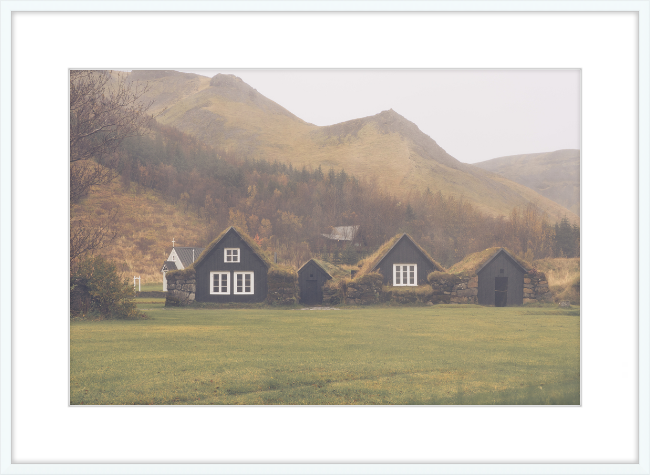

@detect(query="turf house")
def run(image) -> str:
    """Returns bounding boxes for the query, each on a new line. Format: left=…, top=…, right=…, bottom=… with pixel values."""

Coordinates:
left=448, top=247, right=530, bottom=306
left=160, top=242, right=205, bottom=292
left=190, top=227, right=274, bottom=303
left=359, top=233, right=444, bottom=286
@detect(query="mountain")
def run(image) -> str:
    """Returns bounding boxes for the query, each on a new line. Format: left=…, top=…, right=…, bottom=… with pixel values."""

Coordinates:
left=128, top=71, right=578, bottom=223
left=472, top=149, right=580, bottom=216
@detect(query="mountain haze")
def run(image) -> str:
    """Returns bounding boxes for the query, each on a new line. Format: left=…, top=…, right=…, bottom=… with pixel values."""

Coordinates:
left=129, top=71, right=578, bottom=223
left=473, top=149, right=580, bottom=215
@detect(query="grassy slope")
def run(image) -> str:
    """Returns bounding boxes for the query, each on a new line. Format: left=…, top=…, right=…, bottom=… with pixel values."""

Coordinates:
left=132, top=71, right=578, bottom=223
left=472, top=149, right=580, bottom=215
left=533, top=257, right=580, bottom=304
left=71, top=178, right=206, bottom=283
left=70, top=306, right=580, bottom=405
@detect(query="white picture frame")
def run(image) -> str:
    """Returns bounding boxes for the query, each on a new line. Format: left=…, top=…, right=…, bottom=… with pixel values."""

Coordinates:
left=1, top=1, right=648, bottom=474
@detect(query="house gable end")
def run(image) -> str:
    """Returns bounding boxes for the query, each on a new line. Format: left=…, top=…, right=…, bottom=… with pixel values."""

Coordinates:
left=298, top=259, right=333, bottom=280
left=371, top=234, right=440, bottom=272
left=476, top=249, right=529, bottom=275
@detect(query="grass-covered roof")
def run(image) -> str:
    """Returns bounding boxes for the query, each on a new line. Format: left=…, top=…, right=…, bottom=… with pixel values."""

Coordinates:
left=187, top=226, right=275, bottom=270
left=306, top=258, right=350, bottom=280
left=447, top=247, right=531, bottom=276
left=356, top=233, right=445, bottom=278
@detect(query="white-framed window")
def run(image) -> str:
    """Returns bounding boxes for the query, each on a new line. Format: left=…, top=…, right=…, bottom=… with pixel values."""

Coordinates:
left=210, top=272, right=230, bottom=294
left=224, top=248, right=240, bottom=262
left=233, top=272, right=254, bottom=294
left=393, top=264, right=417, bottom=286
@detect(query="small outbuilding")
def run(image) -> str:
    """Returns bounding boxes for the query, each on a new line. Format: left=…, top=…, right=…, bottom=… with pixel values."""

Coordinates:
left=448, top=247, right=530, bottom=306
left=297, top=259, right=332, bottom=305
left=358, top=233, right=444, bottom=286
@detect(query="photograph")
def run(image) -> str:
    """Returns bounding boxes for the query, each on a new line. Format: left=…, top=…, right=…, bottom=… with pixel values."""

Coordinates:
left=69, top=68, right=581, bottom=406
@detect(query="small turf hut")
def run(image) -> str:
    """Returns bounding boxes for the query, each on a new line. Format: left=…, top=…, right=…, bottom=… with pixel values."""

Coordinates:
left=192, top=227, right=273, bottom=303
left=357, top=233, right=444, bottom=286
left=448, top=247, right=530, bottom=307
left=298, top=259, right=348, bottom=305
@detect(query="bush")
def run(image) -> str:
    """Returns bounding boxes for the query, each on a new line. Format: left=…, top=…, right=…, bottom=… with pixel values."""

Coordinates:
left=71, top=256, right=145, bottom=319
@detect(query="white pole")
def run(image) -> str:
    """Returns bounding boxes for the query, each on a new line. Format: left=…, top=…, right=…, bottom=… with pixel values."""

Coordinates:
left=138, top=276, right=141, bottom=292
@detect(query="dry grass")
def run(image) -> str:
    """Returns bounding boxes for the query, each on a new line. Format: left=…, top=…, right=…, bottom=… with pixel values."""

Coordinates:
left=143, top=72, right=579, bottom=223
left=448, top=247, right=531, bottom=276
left=71, top=177, right=206, bottom=284
left=533, top=258, right=580, bottom=304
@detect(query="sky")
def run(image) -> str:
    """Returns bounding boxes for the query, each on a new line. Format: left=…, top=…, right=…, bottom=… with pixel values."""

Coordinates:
left=177, top=69, right=580, bottom=164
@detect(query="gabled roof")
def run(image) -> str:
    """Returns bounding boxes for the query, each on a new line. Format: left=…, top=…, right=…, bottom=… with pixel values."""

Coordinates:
left=298, top=259, right=333, bottom=279
left=161, top=260, right=177, bottom=272
left=475, top=248, right=529, bottom=274
left=356, top=233, right=444, bottom=277
left=173, top=247, right=205, bottom=268
left=448, top=247, right=531, bottom=276
left=192, top=226, right=273, bottom=269
left=322, top=225, right=359, bottom=241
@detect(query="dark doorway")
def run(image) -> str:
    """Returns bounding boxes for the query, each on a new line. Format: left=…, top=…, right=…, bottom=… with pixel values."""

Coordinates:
left=495, top=277, right=508, bottom=307
left=304, top=279, right=319, bottom=305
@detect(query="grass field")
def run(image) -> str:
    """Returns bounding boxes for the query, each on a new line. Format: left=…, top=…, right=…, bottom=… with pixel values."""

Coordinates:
left=70, top=304, right=580, bottom=405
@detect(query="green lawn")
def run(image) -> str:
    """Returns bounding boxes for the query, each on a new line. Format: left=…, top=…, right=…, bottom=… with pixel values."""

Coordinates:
left=70, top=305, right=580, bottom=405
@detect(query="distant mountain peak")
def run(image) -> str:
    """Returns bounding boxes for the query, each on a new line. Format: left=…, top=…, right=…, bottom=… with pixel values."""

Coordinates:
left=207, top=73, right=303, bottom=122
left=210, top=73, right=247, bottom=88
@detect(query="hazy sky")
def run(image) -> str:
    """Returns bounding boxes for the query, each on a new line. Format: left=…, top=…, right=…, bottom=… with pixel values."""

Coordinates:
left=177, top=69, right=580, bottom=164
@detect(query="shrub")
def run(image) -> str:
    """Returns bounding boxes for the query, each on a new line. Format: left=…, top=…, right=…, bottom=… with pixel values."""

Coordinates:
left=71, top=256, right=144, bottom=319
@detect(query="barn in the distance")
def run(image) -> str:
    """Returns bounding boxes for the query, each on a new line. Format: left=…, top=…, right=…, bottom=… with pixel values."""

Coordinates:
left=359, top=233, right=444, bottom=286
left=192, top=227, right=272, bottom=303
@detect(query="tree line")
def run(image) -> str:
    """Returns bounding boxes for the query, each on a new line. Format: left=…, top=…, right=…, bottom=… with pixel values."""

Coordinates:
left=115, top=120, right=580, bottom=267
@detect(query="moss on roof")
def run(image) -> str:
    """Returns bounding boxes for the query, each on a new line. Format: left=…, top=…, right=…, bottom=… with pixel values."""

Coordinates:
left=190, top=226, right=275, bottom=270
left=311, top=259, right=349, bottom=280
left=447, top=247, right=531, bottom=276
left=356, top=233, right=445, bottom=277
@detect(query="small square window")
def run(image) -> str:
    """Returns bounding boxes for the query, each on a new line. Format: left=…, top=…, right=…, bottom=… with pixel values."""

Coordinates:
left=500, top=269, right=504, bottom=274
left=224, top=248, right=240, bottom=262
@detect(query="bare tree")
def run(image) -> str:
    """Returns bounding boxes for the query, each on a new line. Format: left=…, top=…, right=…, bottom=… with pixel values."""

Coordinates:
left=69, top=70, right=155, bottom=266
left=70, top=70, right=154, bottom=203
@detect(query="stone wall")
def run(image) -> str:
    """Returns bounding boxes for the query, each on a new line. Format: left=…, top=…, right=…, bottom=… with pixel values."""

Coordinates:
left=322, top=283, right=342, bottom=306
left=165, top=270, right=196, bottom=306
left=267, top=270, right=299, bottom=305
left=523, top=272, right=552, bottom=304
left=429, top=273, right=478, bottom=304
left=345, top=273, right=383, bottom=305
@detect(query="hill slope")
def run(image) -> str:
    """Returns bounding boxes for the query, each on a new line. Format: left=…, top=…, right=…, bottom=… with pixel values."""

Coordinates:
left=128, top=71, right=578, bottom=223
left=472, top=149, right=580, bottom=215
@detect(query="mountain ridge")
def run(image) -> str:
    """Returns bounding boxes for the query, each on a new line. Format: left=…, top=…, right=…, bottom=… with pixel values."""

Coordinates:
left=128, top=70, right=578, bottom=223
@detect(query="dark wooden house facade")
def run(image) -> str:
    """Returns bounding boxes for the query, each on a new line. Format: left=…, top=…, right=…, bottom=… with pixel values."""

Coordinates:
left=371, top=234, right=443, bottom=286
left=476, top=248, right=528, bottom=306
left=297, top=259, right=332, bottom=305
left=193, top=227, right=270, bottom=303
